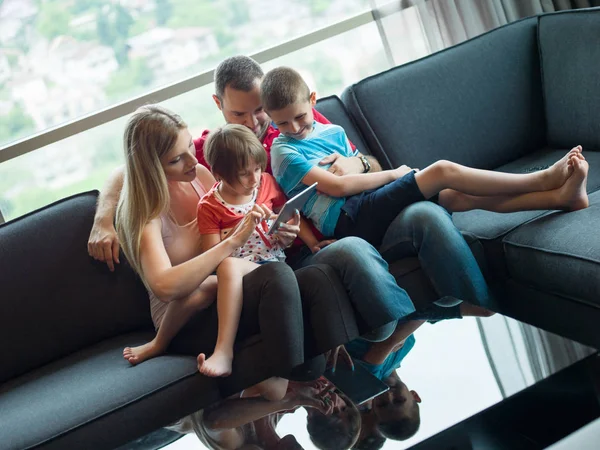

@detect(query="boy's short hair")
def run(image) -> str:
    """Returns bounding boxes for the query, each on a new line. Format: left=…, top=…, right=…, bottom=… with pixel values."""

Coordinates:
left=261, top=67, right=311, bottom=112
left=203, top=124, right=267, bottom=184
left=377, top=401, right=421, bottom=441
left=214, top=55, right=264, bottom=100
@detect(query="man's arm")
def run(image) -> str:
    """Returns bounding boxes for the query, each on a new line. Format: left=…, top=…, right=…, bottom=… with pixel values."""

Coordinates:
left=88, top=166, right=125, bottom=271
left=312, top=108, right=383, bottom=174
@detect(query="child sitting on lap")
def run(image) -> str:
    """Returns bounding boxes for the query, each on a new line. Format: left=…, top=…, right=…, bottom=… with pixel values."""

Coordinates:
left=261, top=67, right=589, bottom=247
left=197, top=124, right=330, bottom=377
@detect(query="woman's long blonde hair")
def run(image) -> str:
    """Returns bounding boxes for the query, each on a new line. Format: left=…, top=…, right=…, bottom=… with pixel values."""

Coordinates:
left=116, top=105, right=187, bottom=286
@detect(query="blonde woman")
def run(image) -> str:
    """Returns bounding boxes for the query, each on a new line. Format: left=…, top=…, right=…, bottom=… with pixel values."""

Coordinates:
left=116, top=105, right=311, bottom=375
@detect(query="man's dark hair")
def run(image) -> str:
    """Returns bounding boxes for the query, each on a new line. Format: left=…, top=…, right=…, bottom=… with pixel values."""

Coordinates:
left=260, top=66, right=311, bottom=112
left=377, top=402, right=421, bottom=441
left=214, top=55, right=264, bottom=100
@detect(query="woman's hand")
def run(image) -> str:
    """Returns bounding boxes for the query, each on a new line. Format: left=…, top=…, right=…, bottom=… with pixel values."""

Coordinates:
left=228, top=205, right=265, bottom=249
left=274, top=210, right=301, bottom=248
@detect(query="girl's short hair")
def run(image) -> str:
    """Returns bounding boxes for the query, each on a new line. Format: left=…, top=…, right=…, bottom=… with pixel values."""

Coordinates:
left=204, top=124, right=267, bottom=184
left=307, top=392, right=361, bottom=450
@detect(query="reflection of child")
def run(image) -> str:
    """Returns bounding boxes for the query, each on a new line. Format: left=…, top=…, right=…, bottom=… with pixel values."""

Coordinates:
left=263, top=67, right=589, bottom=247
left=349, top=303, right=495, bottom=446
left=197, top=124, right=327, bottom=377
left=306, top=385, right=362, bottom=450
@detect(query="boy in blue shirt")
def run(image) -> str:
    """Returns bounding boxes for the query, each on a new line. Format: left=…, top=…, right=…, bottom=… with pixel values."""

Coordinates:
left=262, top=67, right=588, bottom=247
left=349, top=302, right=494, bottom=447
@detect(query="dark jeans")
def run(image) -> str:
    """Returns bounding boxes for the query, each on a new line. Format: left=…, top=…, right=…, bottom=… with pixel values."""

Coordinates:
left=168, top=262, right=353, bottom=382
left=334, top=170, right=427, bottom=247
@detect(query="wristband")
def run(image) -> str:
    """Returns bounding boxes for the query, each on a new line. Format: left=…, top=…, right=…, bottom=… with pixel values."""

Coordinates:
left=358, top=155, right=371, bottom=173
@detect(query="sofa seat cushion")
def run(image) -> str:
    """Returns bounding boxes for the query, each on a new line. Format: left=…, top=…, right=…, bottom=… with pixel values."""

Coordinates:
left=0, top=332, right=220, bottom=450
left=453, top=148, right=600, bottom=240
left=502, top=190, right=600, bottom=309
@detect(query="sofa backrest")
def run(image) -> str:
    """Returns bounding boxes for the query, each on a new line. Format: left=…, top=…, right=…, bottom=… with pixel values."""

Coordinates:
left=315, top=95, right=371, bottom=155
left=342, top=17, right=546, bottom=170
left=0, top=191, right=151, bottom=383
left=538, top=8, right=600, bottom=151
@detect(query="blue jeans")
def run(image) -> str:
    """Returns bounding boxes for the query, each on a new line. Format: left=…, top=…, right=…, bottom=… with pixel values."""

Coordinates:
left=287, top=237, right=415, bottom=341
left=379, top=201, right=495, bottom=310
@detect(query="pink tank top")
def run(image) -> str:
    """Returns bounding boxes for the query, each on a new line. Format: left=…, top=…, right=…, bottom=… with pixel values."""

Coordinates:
left=149, top=177, right=207, bottom=328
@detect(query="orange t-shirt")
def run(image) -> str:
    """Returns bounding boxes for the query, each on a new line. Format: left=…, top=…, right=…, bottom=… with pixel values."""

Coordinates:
left=197, top=173, right=288, bottom=263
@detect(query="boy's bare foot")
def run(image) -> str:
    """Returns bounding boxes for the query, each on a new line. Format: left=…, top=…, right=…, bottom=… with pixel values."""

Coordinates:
left=558, top=156, right=589, bottom=211
left=459, top=302, right=495, bottom=317
left=123, top=340, right=164, bottom=365
left=542, top=145, right=583, bottom=191
left=197, top=350, right=233, bottom=377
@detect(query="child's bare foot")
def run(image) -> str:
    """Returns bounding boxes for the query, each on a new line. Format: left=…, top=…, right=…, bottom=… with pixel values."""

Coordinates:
left=459, top=302, right=496, bottom=317
left=123, top=340, right=164, bottom=365
left=542, top=146, right=583, bottom=190
left=558, top=156, right=589, bottom=211
left=197, top=350, right=233, bottom=377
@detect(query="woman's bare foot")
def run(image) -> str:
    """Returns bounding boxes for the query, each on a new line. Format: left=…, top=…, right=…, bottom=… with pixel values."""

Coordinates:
left=123, top=339, right=164, bottom=365
left=558, top=155, right=589, bottom=211
left=197, top=350, right=233, bottom=377
left=542, top=145, right=583, bottom=191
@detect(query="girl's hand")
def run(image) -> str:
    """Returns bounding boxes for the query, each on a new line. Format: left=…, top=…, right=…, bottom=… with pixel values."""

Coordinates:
left=310, top=239, right=336, bottom=254
left=274, top=210, right=301, bottom=248
left=284, top=382, right=334, bottom=415
left=228, top=205, right=265, bottom=248
left=325, top=345, right=355, bottom=373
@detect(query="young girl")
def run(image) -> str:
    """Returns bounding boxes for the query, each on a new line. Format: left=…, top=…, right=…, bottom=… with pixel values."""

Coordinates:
left=197, top=123, right=330, bottom=377
left=263, top=67, right=590, bottom=247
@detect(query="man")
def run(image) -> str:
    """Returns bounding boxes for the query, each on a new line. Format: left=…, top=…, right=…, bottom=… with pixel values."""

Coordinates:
left=89, top=55, right=494, bottom=324
left=88, top=55, right=380, bottom=270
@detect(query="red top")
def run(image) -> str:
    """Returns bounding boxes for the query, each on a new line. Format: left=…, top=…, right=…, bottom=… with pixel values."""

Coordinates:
left=197, top=173, right=286, bottom=234
left=193, top=108, right=354, bottom=174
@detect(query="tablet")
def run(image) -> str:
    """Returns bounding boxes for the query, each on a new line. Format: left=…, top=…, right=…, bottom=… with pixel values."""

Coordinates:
left=267, top=182, right=318, bottom=234
left=324, top=359, right=389, bottom=405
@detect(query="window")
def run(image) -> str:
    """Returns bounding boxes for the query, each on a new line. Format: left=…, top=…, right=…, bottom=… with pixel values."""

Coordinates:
left=0, top=0, right=371, bottom=147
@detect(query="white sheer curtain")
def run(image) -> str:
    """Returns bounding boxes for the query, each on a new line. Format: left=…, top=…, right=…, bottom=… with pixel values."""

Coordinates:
left=372, top=0, right=600, bottom=56
left=477, top=315, right=596, bottom=398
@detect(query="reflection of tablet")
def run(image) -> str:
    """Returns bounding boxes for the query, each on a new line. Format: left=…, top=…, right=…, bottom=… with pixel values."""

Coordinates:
left=267, top=182, right=318, bottom=234
left=324, top=359, right=389, bottom=405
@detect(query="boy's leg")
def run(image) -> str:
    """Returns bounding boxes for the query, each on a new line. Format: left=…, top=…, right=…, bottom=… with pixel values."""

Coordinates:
left=123, top=276, right=218, bottom=365
left=379, top=201, right=496, bottom=310
left=198, top=258, right=261, bottom=377
left=414, top=147, right=583, bottom=199
left=439, top=155, right=589, bottom=212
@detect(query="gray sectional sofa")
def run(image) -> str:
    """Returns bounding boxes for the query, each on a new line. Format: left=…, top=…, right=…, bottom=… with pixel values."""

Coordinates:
left=1, top=6, right=599, bottom=450
left=321, top=7, right=600, bottom=349
left=0, top=192, right=364, bottom=450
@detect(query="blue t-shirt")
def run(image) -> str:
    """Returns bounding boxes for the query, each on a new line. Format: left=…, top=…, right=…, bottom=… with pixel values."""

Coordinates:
left=345, top=335, right=416, bottom=380
left=270, top=121, right=359, bottom=236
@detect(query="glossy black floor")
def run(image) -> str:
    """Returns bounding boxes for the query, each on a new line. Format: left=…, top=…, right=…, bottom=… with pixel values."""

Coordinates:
left=410, top=353, right=600, bottom=450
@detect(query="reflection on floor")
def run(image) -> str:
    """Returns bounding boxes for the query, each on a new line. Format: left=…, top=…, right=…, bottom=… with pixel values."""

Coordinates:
left=127, top=315, right=598, bottom=450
